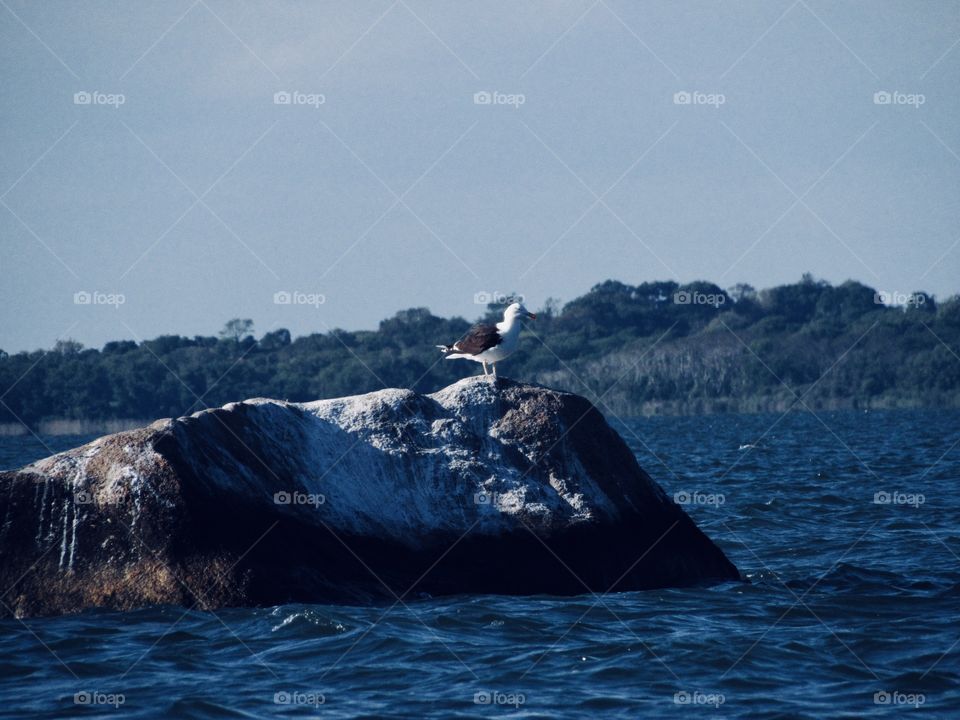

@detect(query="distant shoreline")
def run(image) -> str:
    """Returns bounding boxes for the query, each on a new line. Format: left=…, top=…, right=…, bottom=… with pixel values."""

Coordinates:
left=0, top=418, right=152, bottom=437
left=3, top=277, right=958, bottom=434
left=3, top=393, right=957, bottom=437
left=621, top=394, right=957, bottom=418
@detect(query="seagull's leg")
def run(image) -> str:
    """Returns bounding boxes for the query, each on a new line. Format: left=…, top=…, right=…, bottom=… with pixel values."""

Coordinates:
left=482, top=361, right=488, bottom=376
left=492, top=363, right=497, bottom=377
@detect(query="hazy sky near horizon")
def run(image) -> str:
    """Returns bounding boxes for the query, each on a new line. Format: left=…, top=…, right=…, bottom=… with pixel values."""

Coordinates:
left=1, top=0, right=959, bottom=352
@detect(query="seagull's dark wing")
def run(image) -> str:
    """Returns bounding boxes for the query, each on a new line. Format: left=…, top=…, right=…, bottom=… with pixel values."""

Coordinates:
left=452, top=323, right=501, bottom=355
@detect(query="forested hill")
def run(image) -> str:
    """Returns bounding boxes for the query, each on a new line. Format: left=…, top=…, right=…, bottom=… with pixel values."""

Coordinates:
left=2, top=276, right=959, bottom=428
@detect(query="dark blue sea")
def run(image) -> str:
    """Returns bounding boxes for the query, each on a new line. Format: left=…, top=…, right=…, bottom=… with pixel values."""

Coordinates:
left=1, top=409, right=958, bottom=718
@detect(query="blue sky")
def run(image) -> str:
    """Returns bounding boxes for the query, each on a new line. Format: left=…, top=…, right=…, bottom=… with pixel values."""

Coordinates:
left=1, top=0, right=958, bottom=352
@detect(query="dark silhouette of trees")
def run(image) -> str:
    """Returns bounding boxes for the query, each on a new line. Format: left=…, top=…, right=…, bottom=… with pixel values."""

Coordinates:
left=219, top=319, right=255, bottom=344
left=1, top=276, right=957, bottom=427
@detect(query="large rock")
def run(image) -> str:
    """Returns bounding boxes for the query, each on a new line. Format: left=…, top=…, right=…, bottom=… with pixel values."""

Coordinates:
left=0, top=377, right=739, bottom=617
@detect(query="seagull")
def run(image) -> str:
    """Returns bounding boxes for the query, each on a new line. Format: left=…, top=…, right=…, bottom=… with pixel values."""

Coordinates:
left=436, top=302, right=536, bottom=376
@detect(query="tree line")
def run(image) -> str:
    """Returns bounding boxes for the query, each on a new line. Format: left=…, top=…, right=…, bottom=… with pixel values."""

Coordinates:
left=2, top=275, right=958, bottom=427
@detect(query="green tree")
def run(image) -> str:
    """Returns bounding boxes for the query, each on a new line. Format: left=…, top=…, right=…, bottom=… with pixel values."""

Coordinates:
left=219, top=319, right=255, bottom=344
left=53, top=339, right=84, bottom=355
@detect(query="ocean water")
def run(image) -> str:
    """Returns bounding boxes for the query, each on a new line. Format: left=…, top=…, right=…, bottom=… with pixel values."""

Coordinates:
left=1, top=409, right=958, bottom=718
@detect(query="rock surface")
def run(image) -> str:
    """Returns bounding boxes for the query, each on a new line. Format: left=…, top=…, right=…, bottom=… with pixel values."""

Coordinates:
left=0, top=377, right=739, bottom=617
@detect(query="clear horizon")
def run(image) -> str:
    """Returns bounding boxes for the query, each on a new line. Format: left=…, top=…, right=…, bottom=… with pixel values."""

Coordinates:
left=2, top=1, right=959, bottom=353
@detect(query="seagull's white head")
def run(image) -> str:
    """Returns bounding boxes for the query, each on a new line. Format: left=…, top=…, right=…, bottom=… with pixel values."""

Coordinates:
left=504, top=302, right=536, bottom=321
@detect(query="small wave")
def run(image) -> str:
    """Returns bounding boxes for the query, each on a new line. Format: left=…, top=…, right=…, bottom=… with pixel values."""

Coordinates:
left=269, top=608, right=348, bottom=636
